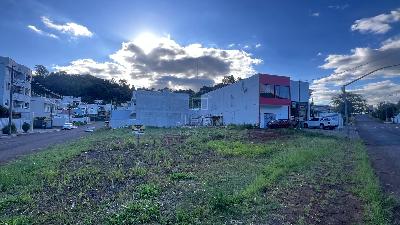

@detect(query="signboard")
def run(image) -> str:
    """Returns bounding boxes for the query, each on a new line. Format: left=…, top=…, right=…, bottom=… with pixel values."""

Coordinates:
left=132, top=124, right=145, bottom=136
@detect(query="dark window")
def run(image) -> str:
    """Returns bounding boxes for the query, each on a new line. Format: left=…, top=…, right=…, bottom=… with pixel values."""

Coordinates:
left=260, top=84, right=275, bottom=98
left=275, top=85, right=290, bottom=99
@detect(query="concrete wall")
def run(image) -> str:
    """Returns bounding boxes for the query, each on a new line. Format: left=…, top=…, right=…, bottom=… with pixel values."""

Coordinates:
left=0, top=118, right=31, bottom=133
left=201, top=74, right=260, bottom=126
left=110, top=109, right=136, bottom=128
left=135, top=90, right=189, bottom=127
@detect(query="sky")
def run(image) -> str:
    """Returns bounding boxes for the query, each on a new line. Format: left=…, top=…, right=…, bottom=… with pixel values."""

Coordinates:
left=0, top=0, right=399, bottom=105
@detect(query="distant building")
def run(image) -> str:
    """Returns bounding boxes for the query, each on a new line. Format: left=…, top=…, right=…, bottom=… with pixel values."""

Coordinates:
left=0, top=56, right=32, bottom=119
left=61, top=96, right=81, bottom=108
left=200, top=74, right=310, bottom=128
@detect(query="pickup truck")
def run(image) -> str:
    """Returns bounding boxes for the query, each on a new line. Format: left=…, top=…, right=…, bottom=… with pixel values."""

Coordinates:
left=303, top=117, right=337, bottom=129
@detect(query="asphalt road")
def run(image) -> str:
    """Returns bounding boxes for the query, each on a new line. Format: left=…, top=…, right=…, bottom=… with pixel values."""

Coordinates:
left=0, top=122, right=103, bottom=164
left=355, top=114, right=400, bottom=199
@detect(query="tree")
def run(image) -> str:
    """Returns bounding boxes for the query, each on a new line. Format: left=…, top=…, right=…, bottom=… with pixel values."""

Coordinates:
left=222, top=75, right=236, bottom=85
left=34, top=65, right=49, bottom=77
left=373, top=102, right=399, bottom=121
left=331, top=92, right=368, bottom=118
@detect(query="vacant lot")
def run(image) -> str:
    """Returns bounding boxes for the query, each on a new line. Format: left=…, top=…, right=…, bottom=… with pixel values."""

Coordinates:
left=0, top=127, right=393, bottom=224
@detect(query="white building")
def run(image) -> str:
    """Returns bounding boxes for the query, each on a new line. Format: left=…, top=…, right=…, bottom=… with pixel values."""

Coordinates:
left=200, top=74, right=310, bottom=128
left=61, top=96, right=81, bottom=109
left=110, top=90, right=189, bottom=128
left=0, top=56, right=32, bottom=119
left=30, top=96, right=56, bottom=118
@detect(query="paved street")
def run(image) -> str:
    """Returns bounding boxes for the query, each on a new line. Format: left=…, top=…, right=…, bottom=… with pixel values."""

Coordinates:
left=0, top=122, right=103, bottom=164
left=355, top=114, right=400, bottom=219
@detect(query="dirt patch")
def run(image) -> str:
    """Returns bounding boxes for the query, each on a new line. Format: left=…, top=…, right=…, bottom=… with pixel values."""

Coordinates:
left=266, top=166, right=363, bottom=225
left=246, top=129, right=289, bottom=143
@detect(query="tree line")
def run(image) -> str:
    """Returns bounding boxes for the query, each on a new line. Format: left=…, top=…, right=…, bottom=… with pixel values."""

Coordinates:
left=331, top=92, right=400, bottom=121
left=32, top=65, right=237, bottom=105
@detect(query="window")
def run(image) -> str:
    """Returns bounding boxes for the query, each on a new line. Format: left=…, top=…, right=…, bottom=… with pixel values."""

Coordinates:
left=260, top=84, right=275, bottom=98
left=275, top=85, right=290, bottom=99
left=260, top=84, right=290, bottom=99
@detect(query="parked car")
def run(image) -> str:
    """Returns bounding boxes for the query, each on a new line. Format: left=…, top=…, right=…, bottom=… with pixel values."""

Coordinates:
left=85, top=126, right=95, bottom=132
left=303, top=117, right=337, bottom=129
left=62, top=122, right=74, bottom=130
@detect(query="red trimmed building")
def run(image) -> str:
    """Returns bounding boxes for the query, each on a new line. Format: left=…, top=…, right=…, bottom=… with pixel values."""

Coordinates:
left=201, top=73, right=309, bottom=128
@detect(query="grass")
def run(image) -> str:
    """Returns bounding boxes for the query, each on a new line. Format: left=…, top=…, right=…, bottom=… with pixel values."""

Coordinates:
left=352, top=141, right=393, bottom=225
left=0, top=127, right=391, bottom=224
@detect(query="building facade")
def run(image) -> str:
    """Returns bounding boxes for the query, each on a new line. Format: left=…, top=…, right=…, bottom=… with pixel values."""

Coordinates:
left=110, top=90, right=190, bottom=128
left=0, top=56, right=32, bottom=119
left=201, top=74, right=310, bottom=128
left=30, top=96, right=56, bottom=118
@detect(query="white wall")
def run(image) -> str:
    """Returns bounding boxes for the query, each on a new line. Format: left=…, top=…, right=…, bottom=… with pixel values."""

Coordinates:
left=135, top=91, right=189, bottom=127
left=110, top=109, right=136, bottom=128
left=260, top=105, right=289, bottom=128
left=201, top=74, right=260, bottom=126
left=0, top=118, right=31, bottom=132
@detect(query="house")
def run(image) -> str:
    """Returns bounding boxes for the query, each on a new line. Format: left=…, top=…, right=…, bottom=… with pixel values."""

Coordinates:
left=110, top=90, right=189, bottom=128
left=61, top=96, right=81, bottom=109
left=200, top=73, right=310, bottom=128
left=30, top=96, right=57, bottom=118
left=0, top=56, right=32, bottom=119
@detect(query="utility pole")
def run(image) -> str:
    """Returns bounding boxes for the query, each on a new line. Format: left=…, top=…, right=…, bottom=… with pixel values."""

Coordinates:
left=7, top=65, right=15, bottom=135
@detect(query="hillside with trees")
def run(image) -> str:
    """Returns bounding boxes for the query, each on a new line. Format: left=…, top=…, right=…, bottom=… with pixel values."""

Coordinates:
left=32, top=65, right=238, bottom=104
left=32, top=69, right=133, bottom=104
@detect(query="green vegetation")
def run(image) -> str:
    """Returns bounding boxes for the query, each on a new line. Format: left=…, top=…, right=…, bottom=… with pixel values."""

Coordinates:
left=0, top=127, right=391, bottom=224
left=1, top=123, right=16, bottom=134
left=22, top=122, right=30, bottom=133
left=352, top=141, right=393, bottom=225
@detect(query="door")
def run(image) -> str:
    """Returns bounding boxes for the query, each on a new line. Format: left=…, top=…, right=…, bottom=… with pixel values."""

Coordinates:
left=264, top=113, right=276, bottom=128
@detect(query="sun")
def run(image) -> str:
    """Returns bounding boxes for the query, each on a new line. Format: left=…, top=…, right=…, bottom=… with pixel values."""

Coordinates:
left=133, top=32, right=160, bottom=54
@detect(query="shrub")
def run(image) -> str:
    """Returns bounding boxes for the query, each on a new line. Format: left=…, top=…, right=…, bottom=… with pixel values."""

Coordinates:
left=22, top=122, right=30, bottom=133
left=2, top=123, right=16, bottom=134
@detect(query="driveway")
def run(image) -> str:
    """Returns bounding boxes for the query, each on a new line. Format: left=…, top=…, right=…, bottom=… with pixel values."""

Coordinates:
left=0, top=122, right=103, bottom=164
left=355, top=114, right=400, bottom=222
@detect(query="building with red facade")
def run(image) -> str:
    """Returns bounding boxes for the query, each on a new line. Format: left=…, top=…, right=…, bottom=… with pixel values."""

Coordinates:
left=200, top=73, right=309, bottom=128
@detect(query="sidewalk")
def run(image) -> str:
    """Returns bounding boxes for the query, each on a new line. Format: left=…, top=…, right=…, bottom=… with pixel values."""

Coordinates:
left=0, top=128, right=61, bottom=139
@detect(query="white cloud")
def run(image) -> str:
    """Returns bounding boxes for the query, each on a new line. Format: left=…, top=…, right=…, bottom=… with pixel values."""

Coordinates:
left=317, top=52, right=323, bottom=56
left=228, top=43, right=235, bottom=48
left=328, top=4, right=349, bottom=10
left=351, top=8, right=400, bottom=34
left=27, top=25, right=58, bottom=39
left=352, top=80, right=400, bottom=105
left=41, top=16, right=93, bottom=38
left=311, top=12, right=320, bottom=17
left=54, top=35, right=262, bottom=90
left=311, top=37, right=400, bottom=105
left=255, top=43, right=262, bottom=48
left=243, top=45, right=250, bottom=49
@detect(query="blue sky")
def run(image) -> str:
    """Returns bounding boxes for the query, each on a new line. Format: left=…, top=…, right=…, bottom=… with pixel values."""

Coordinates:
left=1, top=0, right=399, bottom=104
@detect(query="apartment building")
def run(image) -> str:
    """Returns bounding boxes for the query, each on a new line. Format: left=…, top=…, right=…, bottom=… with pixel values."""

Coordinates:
left=0, top=56, right=32, bottom=119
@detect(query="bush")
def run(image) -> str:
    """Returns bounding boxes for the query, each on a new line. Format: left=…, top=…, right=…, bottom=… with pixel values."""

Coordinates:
left=22, top=122, right=30, bottom=133
left=0, top=106, right=9, bottom=118
left=2, top=123, right=17, bottom=134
